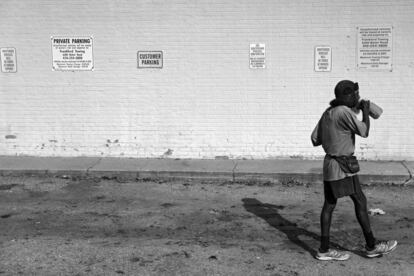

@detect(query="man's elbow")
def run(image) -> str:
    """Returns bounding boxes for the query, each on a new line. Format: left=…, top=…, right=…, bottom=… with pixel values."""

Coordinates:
left=311, top=139, right=321, bottom=146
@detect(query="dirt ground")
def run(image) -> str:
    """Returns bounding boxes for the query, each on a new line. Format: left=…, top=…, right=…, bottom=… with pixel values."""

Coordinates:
left=0, top=174, right=413, bottom=276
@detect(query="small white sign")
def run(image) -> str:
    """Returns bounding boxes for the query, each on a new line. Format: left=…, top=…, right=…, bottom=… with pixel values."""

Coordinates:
left=314, top=46, right=331, bottom=72
left=1, top=47, right=17, bottom=73
left=138, top=51, right=163, bottom=68
left=250, top=43, right=265, bottom=69
left=51, top=36, right=94, bottom=71
left=357, top=27, right=392, bottom=71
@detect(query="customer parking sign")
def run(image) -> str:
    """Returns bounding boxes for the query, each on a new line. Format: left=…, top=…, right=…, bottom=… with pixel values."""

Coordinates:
left=137, top=51, right=163, bottom=68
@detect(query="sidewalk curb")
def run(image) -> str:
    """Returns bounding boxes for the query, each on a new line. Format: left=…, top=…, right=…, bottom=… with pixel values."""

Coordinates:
left=0, top=168, right=410, bottom=186
left=0, top=156, right=411, bottom=186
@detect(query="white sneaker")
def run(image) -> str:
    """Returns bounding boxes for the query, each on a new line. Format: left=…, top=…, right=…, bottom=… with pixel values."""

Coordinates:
left=366, top=240, right=397, bottom=258
left=316, top=249, right=351, bottom=261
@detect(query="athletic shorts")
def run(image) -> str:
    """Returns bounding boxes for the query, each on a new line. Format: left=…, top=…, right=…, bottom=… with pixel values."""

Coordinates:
left=324, top=175, right=363, bottom=203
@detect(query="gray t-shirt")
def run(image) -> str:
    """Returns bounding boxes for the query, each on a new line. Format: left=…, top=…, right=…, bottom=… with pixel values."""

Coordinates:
left=311, top=105, right=368, bottom=181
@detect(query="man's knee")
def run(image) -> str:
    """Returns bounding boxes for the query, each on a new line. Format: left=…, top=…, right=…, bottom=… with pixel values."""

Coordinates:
left=351, top=191, right=367, bottom=207
left=323, top=200, right=337, bottom=212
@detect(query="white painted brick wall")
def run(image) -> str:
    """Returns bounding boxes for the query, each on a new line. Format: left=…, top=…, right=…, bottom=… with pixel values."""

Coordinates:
left=1, top=0, right=414, bottom=160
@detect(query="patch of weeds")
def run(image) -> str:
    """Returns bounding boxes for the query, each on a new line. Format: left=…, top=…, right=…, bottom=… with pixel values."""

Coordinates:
left=280, top=177, right=304, bottom=187
left=136, top=177, right=168, bottom=184
left=0, top=184, right=19, bottom=190
left=219, top=179, right=276, bottom=187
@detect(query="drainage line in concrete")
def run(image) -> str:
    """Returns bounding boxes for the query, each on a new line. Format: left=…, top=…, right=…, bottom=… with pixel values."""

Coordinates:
left=86, top=158, right=103, bottom=175
left=232, top=162, right=238, bottom=183
left=401, top=161, right=413, bottom=185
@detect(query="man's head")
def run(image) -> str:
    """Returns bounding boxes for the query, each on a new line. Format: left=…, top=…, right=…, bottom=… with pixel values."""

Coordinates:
left=334, top=80, right=360, bottom=108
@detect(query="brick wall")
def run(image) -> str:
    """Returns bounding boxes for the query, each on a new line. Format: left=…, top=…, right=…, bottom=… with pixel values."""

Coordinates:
left=1, top=0, right=413, bottom=160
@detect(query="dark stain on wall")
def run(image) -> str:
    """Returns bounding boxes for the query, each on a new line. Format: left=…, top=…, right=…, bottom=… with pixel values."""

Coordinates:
left=163, top=149, right=173, bottom=156
left=5, top=135, right=17, bottom=139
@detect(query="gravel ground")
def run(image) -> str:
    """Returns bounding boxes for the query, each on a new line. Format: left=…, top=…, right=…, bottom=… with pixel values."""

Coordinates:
left=0, top=175, right=413, bottom=275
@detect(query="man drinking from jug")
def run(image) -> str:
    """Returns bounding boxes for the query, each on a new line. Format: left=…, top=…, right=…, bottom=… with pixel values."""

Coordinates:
left=311, top=80, right=397, bottom=261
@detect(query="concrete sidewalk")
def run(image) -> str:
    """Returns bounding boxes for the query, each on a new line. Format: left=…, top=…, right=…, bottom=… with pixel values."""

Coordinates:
left=0, top=155, right=413, bottom=185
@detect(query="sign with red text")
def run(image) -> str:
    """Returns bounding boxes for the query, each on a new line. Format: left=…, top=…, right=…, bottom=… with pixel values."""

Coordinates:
left=51, top=36, right=94, bottom=71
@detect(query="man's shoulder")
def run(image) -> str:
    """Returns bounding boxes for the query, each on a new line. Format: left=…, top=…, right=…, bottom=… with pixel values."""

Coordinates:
left=331, top=105, right=355, bottom=116
left=332, top=105, right=352, bottom=112
left=326, top=106, right=359, bottom=123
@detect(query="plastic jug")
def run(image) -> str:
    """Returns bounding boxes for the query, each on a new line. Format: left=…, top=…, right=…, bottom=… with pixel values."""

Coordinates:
left=359, top=100, right=383, bottom=119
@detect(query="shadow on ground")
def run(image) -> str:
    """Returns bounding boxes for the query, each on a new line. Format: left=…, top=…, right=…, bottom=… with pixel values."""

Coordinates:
left=241, top=198, right=365, bottom=258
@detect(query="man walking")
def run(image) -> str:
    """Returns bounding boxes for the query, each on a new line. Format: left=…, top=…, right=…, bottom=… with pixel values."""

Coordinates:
left=311, top=80, right=397, bottom=261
